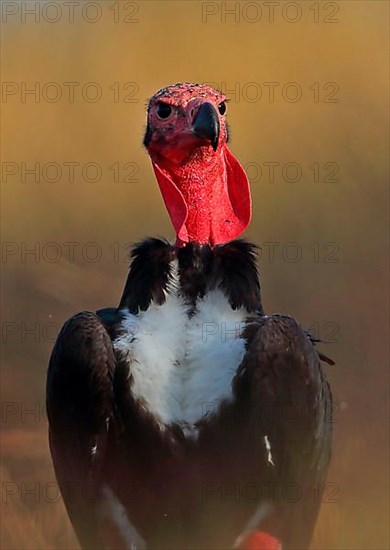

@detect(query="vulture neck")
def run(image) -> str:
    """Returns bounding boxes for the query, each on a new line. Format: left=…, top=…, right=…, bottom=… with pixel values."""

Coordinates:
left=154, top=147, right=235, bottom=247
left=173, top=151, right=228, bottom=246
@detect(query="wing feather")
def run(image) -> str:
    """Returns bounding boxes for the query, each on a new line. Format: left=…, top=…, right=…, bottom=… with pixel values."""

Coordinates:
left=237, top=314, right=332, bottom=549
left=46, top=311, right=117, bottom=549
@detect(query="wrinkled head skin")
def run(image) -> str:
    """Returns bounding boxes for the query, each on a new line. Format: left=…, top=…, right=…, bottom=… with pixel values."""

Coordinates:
left=144, top=82, right=228, bottom=162
left=144, top=82, right=252, bottom=247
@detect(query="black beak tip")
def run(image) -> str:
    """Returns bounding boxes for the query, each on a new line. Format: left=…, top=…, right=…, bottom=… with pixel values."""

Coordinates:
left=193, top=102, right=220, bottom=151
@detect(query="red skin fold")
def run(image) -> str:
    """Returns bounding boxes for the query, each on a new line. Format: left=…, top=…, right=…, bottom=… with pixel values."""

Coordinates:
left=237, top=531, right=282, bottom=550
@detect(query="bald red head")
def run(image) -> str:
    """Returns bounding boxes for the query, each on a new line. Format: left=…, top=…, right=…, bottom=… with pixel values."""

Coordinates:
left=144, top=82, right=251, bottom=246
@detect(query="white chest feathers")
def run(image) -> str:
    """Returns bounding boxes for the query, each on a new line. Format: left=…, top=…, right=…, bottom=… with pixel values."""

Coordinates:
left=114, top=276, right=248, bottom=436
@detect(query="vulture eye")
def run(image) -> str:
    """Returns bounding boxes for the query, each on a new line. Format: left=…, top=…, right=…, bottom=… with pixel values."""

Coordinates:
left=156, top=102, right=172, bottom=119
left=218, top=101, right=227, bottom=115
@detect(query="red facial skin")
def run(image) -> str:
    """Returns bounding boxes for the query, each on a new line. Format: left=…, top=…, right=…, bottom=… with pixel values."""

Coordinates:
left=237, top=530, right=282, bottom=550
left=145, top=83, right=251, bottom=247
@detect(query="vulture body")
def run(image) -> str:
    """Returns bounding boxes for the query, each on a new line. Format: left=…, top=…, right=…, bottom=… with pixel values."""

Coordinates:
left=47, top=83, right=333, bottom=550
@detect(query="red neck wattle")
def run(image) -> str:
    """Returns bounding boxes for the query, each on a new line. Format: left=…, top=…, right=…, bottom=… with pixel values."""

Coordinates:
left=151, top=146, right=251, bottom=247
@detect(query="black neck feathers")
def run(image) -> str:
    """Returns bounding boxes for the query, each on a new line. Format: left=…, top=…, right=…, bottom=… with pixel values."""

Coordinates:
left=118, top=238, right=263, bottom=315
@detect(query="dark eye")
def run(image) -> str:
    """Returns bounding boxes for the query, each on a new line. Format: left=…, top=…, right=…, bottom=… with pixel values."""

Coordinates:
left=218, top=101, right=226, bottom=115
left=156, top=102, right=172, bottom=119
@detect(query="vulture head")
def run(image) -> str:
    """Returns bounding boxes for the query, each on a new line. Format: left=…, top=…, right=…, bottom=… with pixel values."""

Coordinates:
left=143, top=82, right=252, bottom=247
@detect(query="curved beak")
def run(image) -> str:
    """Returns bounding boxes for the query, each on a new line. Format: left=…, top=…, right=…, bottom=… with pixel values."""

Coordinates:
left=192, top=102, right=220, bottom=151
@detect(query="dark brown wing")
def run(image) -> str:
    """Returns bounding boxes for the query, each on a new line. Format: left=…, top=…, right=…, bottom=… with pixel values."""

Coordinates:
left=236, top=314, right=333, bottom=549
left=46, top=311, right=117, bottom=550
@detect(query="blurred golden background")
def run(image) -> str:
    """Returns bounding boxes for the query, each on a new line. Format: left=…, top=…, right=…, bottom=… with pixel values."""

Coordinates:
left=1, top=1, right=389, bottom=548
